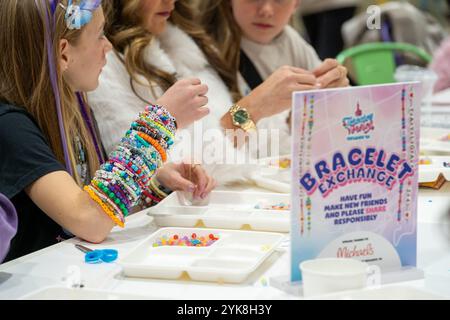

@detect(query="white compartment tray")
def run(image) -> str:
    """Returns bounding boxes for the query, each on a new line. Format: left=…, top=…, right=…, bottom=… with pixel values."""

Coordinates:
left=146, top=191, right=290, bottom=232
left=120, top=227, right=284, bottom=283
left=418, top=156, right=450, bottom=183
left=420, top=127, right=450, bottom=155
left=21, top=286, right=159, bottom=300
left=312, top=285, right=447, bottom=300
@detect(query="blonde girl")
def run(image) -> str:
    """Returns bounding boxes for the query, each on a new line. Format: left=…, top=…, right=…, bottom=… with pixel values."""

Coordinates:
left=199, top=0, right=349, bottom=147
left=88, top=0, right=247, bottom=165
left=0, top=0, right=213, bottom=262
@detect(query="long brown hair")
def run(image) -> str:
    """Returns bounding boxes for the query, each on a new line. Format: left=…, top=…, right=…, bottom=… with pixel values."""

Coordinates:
left=104, top=0, right=176, bottom=100
left=0, top=0, right=100, bottom=185
left=104, top=0, right=241, bottom=103
left=198, top=0, right=243, bottom=94
left=171, top=0, right=241, bottom=102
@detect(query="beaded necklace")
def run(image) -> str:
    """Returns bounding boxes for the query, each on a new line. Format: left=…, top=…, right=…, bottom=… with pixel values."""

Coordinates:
left=299, top=95, right=308, bottom=236
left=404, top=88, right=416, bottom=221
left=74, top=135, right=89, bottom=185
left=397, top=88, right=407, bottom=222
left=306, top=95, right=315, bottom=234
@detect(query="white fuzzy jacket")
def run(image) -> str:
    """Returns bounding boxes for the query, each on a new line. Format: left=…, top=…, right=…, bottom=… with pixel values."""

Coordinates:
left=88, top=24, right=264, bottom=183
left=89, top=23, right=234, bottom=151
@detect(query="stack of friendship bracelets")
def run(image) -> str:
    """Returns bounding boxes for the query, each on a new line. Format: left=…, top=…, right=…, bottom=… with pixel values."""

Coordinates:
left=83, top=105, right=176, bottom=228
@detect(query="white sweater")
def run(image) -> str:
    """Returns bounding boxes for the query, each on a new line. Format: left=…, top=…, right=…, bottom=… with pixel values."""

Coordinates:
left=88, top=23, right=321, bottom=166
left=239, top=26, right=322, bottom=156
left=88, top=24, right=253, bottom=183
left=88, top=24, right=235, bottom=151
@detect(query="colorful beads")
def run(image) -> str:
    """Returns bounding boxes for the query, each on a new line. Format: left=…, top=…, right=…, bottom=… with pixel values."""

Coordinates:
left=278, top=158, right=291, bottom=169
left=84, top=104, right=176, bottom=227
left=419, top=158, right=432, bottom=165
left=269, top=158, right=291, bottom=169
left=254, top=202, right=290, bottom=211
left=152, top=233, right=220, bottom=248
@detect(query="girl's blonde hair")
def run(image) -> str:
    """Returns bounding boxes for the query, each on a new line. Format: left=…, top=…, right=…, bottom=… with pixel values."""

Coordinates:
left=104, top=0, right=241, bottom=103
left=0, top=0, right=100, bottom=185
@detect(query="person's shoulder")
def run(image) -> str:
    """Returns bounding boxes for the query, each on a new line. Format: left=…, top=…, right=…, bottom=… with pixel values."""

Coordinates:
left=0, top=103, right=28, bottom=118
left=0, top=103, right=37, bottom=129
left=0, top=103, right=41, bottom=135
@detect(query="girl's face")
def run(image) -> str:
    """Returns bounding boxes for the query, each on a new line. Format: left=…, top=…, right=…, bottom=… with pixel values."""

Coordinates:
left=231, top=0, right=300, bottom=44
left=61, top=7, right=113, bottom=92
left=140, top=0, right=177, bottom=35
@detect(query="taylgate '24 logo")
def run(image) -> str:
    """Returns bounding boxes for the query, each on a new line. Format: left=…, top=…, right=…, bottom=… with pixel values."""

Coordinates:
left=342, top=102, right=375, bottom=141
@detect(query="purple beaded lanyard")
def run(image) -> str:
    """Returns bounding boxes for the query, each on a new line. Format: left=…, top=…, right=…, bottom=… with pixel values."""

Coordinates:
left=35, top=0, right=103, bottom=175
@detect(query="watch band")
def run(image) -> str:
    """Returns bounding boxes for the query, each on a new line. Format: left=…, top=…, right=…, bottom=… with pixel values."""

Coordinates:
left=229, top=104, right=256, bottom=132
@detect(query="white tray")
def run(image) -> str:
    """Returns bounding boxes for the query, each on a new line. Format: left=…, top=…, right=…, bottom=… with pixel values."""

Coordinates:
left=20, top=286, right=160, bottom=300
left=249, top=167, right=291, bottom=194
left=146, top=191, right=290, bottom=232
left=312, top=285, right=446, bottom=300
left=120, top=227, right=284, bottom=283
left=419, top=156, right=450, bottom=183
left=420, top=127, right=450, bottom=155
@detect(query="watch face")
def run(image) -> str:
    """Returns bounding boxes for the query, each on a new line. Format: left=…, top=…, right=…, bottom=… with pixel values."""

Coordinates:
left=234, top=109, right=249, bottom=125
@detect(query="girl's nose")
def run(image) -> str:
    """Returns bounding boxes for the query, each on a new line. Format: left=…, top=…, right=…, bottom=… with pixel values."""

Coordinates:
left=258, top=1, right=275, bottom=18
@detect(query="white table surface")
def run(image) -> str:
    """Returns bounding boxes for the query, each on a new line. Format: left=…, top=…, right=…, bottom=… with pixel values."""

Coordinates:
left=0, top=182, right=449, bottom=300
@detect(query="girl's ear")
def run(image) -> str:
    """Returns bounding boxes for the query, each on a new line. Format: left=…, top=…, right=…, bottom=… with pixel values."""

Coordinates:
left=59, top=39, right=71, bottom=72
left=294, top=0, right=301, bottom=10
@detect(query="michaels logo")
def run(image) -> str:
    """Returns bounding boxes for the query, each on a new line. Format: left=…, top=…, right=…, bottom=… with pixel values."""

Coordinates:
left=342, top=102, right=375, bottom=141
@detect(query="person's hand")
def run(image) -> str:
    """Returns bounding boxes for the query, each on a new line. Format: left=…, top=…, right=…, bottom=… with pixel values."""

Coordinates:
left=242, top=66, right=320, bottom=121
left=313, top=59, right=350, bottom=89
left=156, top=162, right=216, bottom=200
left=156, top=78, right=210, bottom=129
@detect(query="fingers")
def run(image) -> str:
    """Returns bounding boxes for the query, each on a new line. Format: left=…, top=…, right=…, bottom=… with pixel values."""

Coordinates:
left=327, top=76, right=351, bottom=89
left=193, top=83, right=209, bottom=97
left=172, top=175, right=197, bottom=193
left=296, top=84, right=319, bottom=91
left=204, top=177, right=217, bottom=198
left=291, top=73, right=318, bottom=86
left=176, top=78, right=209, bottom=97
left=192, top=165, right=207, bottom=199
left=193, top=94, right=208, bottom=107
left=317, top=65, right=348, bottom=88
left=288, top=66, right=314, bottom=75
left=202, top=176, right=216, bottom=199
left=313, top=58, right=339, bottom=78
left=185, top=78, right=202, bottom=85
left=194, top=106, right=210, bottom=121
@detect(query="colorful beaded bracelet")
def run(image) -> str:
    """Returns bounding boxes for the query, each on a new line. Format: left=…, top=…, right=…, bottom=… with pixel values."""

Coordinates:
left=84, top=185, right=125, bottom=228
left=84, top=104, right=175, bottom=227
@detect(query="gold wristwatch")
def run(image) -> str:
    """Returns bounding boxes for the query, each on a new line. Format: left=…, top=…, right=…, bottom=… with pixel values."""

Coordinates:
left=229, top=104, right=256, bottom=132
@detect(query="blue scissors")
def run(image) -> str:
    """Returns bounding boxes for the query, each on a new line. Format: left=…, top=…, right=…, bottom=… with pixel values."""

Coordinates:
left=75, top=244, right=118, bottom=264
